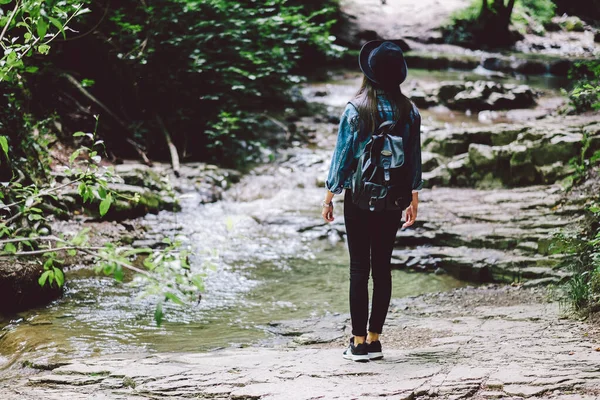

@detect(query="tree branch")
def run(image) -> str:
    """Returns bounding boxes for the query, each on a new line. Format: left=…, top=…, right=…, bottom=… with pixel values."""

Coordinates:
left=156, top=116, right=180, bottom=177
left=62, top=72, right=129, bottom=129
left=0, top=0, right=20, bottom=46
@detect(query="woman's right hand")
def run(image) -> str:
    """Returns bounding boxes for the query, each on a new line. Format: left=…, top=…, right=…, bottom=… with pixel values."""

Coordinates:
left=322, top=205, right=334, bottom=223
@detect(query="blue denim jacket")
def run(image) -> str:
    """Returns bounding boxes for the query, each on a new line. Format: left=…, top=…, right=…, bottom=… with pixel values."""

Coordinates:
left=325, top=94, right=424, bottom=195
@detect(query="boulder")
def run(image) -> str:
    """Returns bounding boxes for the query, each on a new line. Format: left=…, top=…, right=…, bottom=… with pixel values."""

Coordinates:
left=482, top=57, right=513, bottom=72
left=446, top=154, right=471, bottom=186
left=421, top=151, right=444, bottom=173
left=444, top=81, right=536, bottom=111
left=509, top=144, right=538, bottom=186
left=486, top=92, right=518, bottom=110
left=530, top=134, right=583, bottom=166
left=468, top=144, right=496, bottom=169
left=559, top=16, right=585, bottom=32
left=536, top=162, right=576, bottom=184
left=0, top=261, right=63, bottom=313
left=437, top=82, right=466, bottom=102
left=515, top=60, right=547, bottom=75
left=549, top=60, right=572, bottom=76
left=423, top=165, right=451, bottom=187
left=409, top=89, right=437, bottom=109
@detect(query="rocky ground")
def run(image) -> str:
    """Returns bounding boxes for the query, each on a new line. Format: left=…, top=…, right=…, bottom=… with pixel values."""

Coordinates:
left=4, top=285, right=600, bottom=399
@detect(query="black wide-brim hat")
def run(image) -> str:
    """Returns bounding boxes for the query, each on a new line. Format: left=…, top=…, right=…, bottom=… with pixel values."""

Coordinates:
left=359, top=40, right=408, bottom=88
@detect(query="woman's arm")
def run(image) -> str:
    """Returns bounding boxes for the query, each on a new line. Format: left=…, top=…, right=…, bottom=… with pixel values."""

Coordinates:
left=403, top=106, right=423, bottom=228
left=322, top=104, right=358, bottom=222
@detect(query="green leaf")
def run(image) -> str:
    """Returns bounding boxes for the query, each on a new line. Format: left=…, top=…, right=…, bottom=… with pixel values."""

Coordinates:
left=38, top=270, right=52, bottom=287
left=0, top=136, right=8, bottom=157
left=43, top=257, right=54, bottom=269
left=37, top=18, right=48, bottom=39
left=48, top=270, right=55, bottom=285
left=38, top=44, right=51, bottom=55
left=154, top=301, right=164, bottom=326
left=165, top=292, right=185, bottom=306
left=99, top=193, right=112, bottom=217
left=67, top=249, right=77, bottom=256
left=73, top=131, right=86, bottom=137
left=103, top=263, right=115, bottom=276
left=191, top=274, right=205, bottom=291
left=47, top=16, right=66, bottom=39
left=114, top=265, right=124, bottom=282
left=0, top=0, right=14, bottom=4
left=53, top=267, right=64, bottom=287
left=69, top=149, right=81, bottom=164
left=3, top=243, right=16, bottom=254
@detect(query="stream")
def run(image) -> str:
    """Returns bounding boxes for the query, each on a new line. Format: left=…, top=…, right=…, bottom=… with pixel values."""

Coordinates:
left=0, top=67, right=571, bottom=377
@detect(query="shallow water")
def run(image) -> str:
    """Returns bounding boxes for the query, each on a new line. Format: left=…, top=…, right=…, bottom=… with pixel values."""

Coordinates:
left=0, top=193, right=465, bottom=373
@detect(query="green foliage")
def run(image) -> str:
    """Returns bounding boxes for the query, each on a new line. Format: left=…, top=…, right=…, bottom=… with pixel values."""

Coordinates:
left=74, top=0, right=341, bottom=166
left=553, top=202, right=600, bottom=313
left=443, top=0, right=556, bottom=46
left=513, top=0, right=556, bottom=35
left=567, top=61, right=600, bottom=113
left=566, top=133, right=600, bottom=187
left=0, top=0, right=91, bottom=82
left=0, top=131, right=201, bottom=325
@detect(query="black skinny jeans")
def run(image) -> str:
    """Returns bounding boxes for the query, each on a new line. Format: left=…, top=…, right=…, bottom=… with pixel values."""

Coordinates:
left=343, top=189, right=403, bottom=337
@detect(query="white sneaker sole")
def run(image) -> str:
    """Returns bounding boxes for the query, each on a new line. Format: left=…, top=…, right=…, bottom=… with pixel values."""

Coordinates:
left=343, top=351, right=370, bottom=362
left=368, top=352, right=383, bottom=360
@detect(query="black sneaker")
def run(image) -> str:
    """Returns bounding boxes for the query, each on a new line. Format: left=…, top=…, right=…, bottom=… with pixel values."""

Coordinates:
left=342, top=337, right=369, bottom=362
left=366, top=340, right=383, bottom=360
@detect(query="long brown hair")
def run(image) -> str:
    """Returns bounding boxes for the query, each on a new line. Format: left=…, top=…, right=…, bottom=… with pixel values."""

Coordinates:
left=353, top=76, right=412, bottom=138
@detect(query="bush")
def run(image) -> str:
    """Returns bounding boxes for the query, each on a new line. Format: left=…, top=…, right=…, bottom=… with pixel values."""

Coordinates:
left=568, top=61, right=600, bottom=113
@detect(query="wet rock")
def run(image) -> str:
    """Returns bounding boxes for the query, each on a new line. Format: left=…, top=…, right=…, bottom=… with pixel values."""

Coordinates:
left=114, top=164, right=165, bottom=191
left=530, top=134, right=583, bottom=165
left=408, top=89, right=437, bottom=109
left=537, top=162, right=577, bottom=184
left=515, top=60, right=548, bottom=75
left=451, top=82, right=536, bottom=111
left=0, top=262, right=63, bottom=313
left=549, top=60, right=573, bottom=76
left=423, top=165, right=451, bottom=187
left=437, top=82, right=465, bottom=103
left=482, top=57, right=513, bottom=73
left=326, top=114, right=340, bottom=124
left=468, top=144, right=496, bottom=169
left=559, top=16, right=585, bottom=32
left=421, top=151, right=443, bottom=172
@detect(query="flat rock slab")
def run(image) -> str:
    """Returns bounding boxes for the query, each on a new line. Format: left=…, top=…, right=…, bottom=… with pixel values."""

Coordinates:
left=3, top=288, right=600, bottom=399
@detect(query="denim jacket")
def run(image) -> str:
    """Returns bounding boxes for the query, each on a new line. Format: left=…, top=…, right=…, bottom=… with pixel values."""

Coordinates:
left=325, top=94, right=424, bottom=195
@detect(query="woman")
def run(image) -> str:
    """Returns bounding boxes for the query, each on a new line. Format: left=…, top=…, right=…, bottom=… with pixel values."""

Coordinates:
left=321, top=41, right=423, bottom=362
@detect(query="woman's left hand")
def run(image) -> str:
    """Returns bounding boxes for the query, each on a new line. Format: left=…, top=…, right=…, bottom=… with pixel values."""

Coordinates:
left=402, top=202, right=418, bottom=229
left=322, top=204, right=334, bottom=223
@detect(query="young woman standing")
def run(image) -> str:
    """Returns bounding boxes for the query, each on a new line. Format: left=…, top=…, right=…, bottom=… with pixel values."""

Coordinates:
left=321, top=41, right=423, bottom=362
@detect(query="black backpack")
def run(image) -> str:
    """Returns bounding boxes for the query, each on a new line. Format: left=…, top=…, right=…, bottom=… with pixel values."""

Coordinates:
left=349, top=102, right=413, bottom=212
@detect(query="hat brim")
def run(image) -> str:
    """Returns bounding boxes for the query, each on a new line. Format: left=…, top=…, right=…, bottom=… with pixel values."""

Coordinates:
left=358, top=40, right=385, bottom=85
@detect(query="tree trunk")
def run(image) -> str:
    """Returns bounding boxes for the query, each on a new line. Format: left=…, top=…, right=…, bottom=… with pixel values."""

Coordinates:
left=479, top=0, right=489, bottom=19
left=477, top=0, right=516, bottom=47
